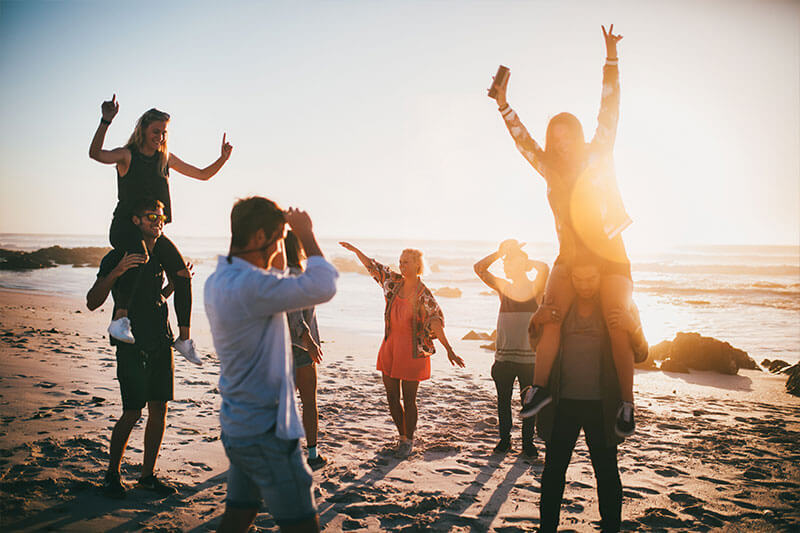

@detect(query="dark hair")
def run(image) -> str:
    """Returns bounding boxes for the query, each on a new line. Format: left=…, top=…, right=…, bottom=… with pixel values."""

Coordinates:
left=131, top=197, right=165, bottom=216
left=545, top=112, right=586, bottom=172
left=230, top=196, right=285, bottom=249
left=284, top=231, right=303, bottom=270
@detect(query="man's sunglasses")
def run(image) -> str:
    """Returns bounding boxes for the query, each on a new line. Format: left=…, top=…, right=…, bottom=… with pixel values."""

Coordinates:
left=140, top=213, right=167, bottom=223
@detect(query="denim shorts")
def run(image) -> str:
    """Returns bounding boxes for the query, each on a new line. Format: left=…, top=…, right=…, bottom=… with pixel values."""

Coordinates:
left=221, top=430, right=316, bottom=525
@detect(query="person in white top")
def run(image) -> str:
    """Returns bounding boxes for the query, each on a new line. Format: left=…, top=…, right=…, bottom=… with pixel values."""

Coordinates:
left=204, top=196, right=338, bottom=533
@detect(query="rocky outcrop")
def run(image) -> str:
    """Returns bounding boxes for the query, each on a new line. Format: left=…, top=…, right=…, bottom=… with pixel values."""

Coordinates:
left=767, top=360, right=790, bottom=373
left=643, top=332, right=758, bottom=375
left=463, top=330, right=493, bottom=341
left=660, top=358, right=690, bottom=373
left=0, top=246, right=111, bottom=270
left=785, top=364, right=800, bottom=397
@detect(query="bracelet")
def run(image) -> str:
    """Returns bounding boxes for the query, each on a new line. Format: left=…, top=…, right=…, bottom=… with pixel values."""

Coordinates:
left=100, top=118, right=112, bottom=125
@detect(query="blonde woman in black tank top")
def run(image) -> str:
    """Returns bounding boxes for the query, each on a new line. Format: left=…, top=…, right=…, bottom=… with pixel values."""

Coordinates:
left=89, top=95, right=233, bottom=365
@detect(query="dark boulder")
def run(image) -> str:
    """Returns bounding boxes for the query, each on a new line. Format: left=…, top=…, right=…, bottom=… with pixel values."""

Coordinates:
left=660, top=358, right=690, bottom=373
left=767, top=359, right=790, bottom=373
left=668, top=332, right=758, bottom=375
left=786, top=364, right=800, bottom=397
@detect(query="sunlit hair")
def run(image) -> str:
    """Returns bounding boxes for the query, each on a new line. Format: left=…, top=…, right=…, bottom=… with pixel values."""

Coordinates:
left=131, top=197, right=165, bottom=216
left=284, top=231, right=304, bottom=271
left=545, top=112, right=586, bottom=174
left=127, top=108, right=171, bottom=175
left=401, top=248, right=425, bottom=276
left=230, top=196, right=286, bottom=249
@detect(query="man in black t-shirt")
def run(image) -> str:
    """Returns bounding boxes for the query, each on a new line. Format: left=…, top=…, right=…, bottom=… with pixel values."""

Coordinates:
left=87, top=197, right=179, bottom=499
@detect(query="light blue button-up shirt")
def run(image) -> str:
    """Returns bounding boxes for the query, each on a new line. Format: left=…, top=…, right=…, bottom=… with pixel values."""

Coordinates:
left=204, top=255, right=338, bottom=439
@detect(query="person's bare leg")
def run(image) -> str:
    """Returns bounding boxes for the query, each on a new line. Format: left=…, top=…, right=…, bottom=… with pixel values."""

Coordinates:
left=602, top=275, right=634, bottom=402
left=217, top=506, right=258, bottom=533
left=141, top=401, right=167, bottom=477
left=381, top=374, right=405, bottom=438
left=108, top=409, right=141, bottom=474
left=533, top=264, right=574, bottom=386
left=175, top=268, right=191, bottom=340
left=400, top=380, right=420, bottom=440
left=296, top=364, right=319, bottom=447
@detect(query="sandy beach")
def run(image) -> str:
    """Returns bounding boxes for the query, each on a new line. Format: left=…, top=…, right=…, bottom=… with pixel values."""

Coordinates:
left=1, top=288, right=798, bottom=532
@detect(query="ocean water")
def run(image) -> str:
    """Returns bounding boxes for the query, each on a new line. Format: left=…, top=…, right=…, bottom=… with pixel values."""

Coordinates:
left=1, top=234, right=798, bottom=365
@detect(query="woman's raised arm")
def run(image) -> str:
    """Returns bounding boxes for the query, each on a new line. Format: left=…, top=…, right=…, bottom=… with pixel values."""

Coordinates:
left=89, top=94, right=130, bottom=167
left=488, top=71, right=547, bottom=178
left=591, top=25, right=622, bottom=150
left=169, top=133, right=233, bottom=181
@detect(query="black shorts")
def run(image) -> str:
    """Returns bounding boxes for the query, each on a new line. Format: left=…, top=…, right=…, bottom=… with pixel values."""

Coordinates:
left=116, top=343, right=174, bottom=410
left=554, top=252, right=632, bottom=280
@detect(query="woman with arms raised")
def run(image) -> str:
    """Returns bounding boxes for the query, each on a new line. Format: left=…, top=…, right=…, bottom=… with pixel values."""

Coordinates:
left=488, top=25, right=637, bottom=437
left=89, top=96, right=232, bottom=365
left=340, top=242, right=465, bottom=457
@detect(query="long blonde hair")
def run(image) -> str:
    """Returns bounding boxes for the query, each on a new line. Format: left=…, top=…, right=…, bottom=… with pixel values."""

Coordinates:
left=127, top=108, right=170, bottom=176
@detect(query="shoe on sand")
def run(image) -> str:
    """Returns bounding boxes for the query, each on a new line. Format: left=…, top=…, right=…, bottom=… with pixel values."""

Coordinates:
left=103, top=471, right=126, bottom=499
left=307, top=454, right=328, bottom=470
left=108, top=317, right=135, bottom=344
left=493, top=437, right=511, bottom=454
left=137, top=474, right=177, bottom=496
left=396, top=440, right=413, bottom=458
left=173, top=338, right=203, bottom=366
left=520, top=385, right=552, bottom=419
left=615, top=401, right=635, bottom=437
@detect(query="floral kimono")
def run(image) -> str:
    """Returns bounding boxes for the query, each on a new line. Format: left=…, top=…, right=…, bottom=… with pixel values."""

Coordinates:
left=366, top=258, right=444, bottom=359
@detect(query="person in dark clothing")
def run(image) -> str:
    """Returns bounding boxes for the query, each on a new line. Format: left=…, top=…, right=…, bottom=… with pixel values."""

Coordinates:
left=530, top=255, right=648, bottom=532
left=86, top=198, right=184, bottom=499
left=89, top=95, right=233, bottom=365
left=474, top=239, right=549, bottom=457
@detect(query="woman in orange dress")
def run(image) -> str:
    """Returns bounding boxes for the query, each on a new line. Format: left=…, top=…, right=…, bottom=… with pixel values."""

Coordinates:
left=340, top=242, right=464, bottom=456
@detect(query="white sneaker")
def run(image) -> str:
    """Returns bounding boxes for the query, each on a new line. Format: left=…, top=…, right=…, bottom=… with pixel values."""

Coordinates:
left=108, top=317, right=135, bottom=344
left=173, top=338, right=203, bottom=366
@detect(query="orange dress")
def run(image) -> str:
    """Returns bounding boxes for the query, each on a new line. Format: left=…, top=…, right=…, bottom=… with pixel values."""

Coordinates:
left=377, top=295, right=431, bottom=381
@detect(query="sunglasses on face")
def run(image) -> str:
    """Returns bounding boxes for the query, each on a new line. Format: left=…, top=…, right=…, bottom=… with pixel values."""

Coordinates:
left=141, top=213, right=167, bottom=223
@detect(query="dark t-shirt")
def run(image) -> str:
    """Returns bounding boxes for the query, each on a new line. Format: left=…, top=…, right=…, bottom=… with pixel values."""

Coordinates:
left=98, top=249, right=173, bottom=351
left=559, top=300, right=606, bottom=400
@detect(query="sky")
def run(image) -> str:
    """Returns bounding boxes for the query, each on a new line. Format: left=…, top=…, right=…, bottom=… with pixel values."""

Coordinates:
left=1, top=0, right=798, bottom=252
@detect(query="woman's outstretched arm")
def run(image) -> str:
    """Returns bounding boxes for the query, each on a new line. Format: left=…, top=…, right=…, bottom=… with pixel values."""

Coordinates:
left=488, top=70, right=546, bottom=178
left=430, top=319, right=465, bottom=368
left=169, top=133, right=233, bottom=181
left=591, top=25, right=622, bottom=150
left=339, top=241, right=373, bottom=270
left=89, top=94, right=130, bottom=168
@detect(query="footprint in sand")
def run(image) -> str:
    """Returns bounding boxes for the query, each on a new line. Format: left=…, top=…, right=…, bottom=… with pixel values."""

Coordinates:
left=35, top=381, right=57, bottom=389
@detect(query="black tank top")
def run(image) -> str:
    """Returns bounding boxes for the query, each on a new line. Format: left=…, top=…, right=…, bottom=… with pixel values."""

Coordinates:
left=113, top=147, right=173, bottom=223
